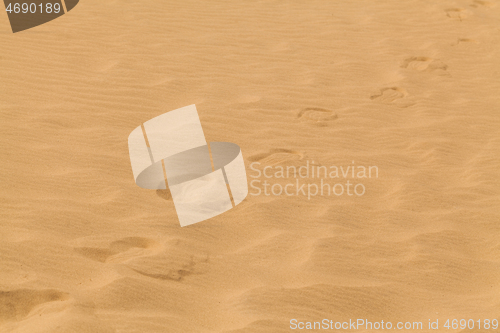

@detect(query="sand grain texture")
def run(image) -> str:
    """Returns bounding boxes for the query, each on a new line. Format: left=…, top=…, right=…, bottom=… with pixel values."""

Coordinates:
left=1, top=0, right=499, bottom=332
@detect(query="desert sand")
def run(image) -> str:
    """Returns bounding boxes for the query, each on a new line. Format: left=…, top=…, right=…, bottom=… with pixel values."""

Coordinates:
left=1, top=0, right=499, bottom=332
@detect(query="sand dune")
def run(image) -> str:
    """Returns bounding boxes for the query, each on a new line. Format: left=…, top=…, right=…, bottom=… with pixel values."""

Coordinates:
left=1, top=0, right=499, bottom=332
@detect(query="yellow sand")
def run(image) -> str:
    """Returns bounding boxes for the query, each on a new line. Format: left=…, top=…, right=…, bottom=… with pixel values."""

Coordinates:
left=1, top=0, right=499, bottom=332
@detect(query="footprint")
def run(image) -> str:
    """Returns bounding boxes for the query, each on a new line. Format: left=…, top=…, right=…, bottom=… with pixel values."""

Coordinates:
left=370, top=87, right=415, bottom=108
left=370, top=87, right=408, bottom=103
left=470, top=0, right=495, bottom=7
left=401, top=57, right=448, bottom=72
left=130, top=256, right=200, bottom=282
left=445, top=8, right=468, bottom=20
left=0, top=289, right=69, bottom=323
left=297, top=107, right=338, bottom=126
left=156, top=188, right=172, bottom=201
left=75, top=237, right=159, bottom=263
left=74, top=247, right=115, bottom=263
left=247, top=149, right=304, bottom=165
left=131, top=268, right=193, bottom=281
left=452, top=38, right=478, bottom=46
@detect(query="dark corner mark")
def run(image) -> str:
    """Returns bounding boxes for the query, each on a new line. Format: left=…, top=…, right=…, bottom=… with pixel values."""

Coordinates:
left=3, top=0, right=79, bottom=33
